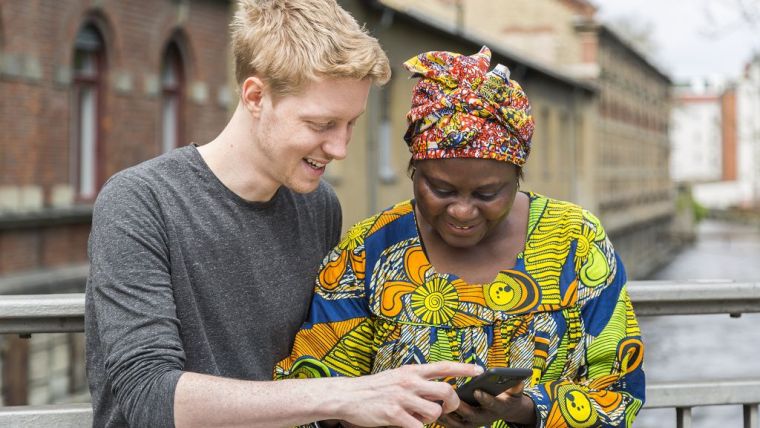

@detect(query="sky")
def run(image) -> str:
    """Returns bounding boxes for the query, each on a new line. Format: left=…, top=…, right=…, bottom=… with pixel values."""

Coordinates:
left=592, top=0, right=760, bottom=83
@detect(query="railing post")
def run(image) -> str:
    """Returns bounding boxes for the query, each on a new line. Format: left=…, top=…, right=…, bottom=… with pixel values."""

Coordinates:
left=676, top=407, right=692, bottom=428
left=744, top=403, right=758, bottom=428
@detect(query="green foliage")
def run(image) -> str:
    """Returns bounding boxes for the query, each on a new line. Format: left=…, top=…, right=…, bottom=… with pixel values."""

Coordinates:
left=675, top=186, right=708, bottom=223
left=692, top=198, right=709, bottom=223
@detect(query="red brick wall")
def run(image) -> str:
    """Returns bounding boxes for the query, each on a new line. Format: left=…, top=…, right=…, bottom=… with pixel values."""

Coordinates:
left=0, top=0, right=232, bottom=275
left=0, top=230, right=41, bottom=273
left=40, top=224, right=92, bottom=268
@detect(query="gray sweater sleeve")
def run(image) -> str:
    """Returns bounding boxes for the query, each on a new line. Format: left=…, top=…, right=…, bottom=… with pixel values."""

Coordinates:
left=88, top=172, right=184, bottom=427
left=328, top=187, right=342, bottom=251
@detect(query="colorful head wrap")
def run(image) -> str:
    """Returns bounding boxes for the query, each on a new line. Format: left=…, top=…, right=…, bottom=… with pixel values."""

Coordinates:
left=403, top=46, right=534, bottom=166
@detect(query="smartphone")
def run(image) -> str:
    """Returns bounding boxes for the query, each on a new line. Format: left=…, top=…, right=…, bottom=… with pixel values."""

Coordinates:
left=456, top=367, right=532, bottom=406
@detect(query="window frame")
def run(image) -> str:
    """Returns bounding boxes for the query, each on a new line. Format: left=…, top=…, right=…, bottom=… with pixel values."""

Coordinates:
left=160, top=41, right=185, bottom=153
left=71, top=23, right=106, bottom=202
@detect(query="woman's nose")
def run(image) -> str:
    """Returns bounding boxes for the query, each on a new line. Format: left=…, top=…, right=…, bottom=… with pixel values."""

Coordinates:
left=446, top=199, right=478, bottom=222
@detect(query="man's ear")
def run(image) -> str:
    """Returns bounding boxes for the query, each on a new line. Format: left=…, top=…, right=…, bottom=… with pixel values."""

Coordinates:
left=241, top=76, right=266, bottom=116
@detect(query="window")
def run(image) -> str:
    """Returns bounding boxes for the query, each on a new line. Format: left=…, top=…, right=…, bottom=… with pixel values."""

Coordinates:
left=161, top=42, right=184, bottom=152
left=72, top=24, right=105, bottom=200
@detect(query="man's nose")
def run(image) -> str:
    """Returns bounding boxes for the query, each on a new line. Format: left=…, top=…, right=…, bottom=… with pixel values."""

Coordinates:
left=323, top=126, right=351, bottom=160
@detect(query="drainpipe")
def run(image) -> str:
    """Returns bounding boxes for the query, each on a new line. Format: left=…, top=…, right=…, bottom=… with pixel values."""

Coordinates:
left=455, top=0, right=464, bottom=34
left=570, top=87, right=580, bottom=203
left=366, top=7, right=395, bottom=215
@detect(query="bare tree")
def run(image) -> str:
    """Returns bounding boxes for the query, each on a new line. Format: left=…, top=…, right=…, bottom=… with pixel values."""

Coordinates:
left=607, top=16, right=659, bottom=55
left=735, top=0, right=760, bottom=29
left=702, top=0, right=760, bottom=38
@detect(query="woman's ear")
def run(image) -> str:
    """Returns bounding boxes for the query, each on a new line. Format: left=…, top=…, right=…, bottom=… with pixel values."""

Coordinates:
left=407, top=159, right=416, bottom=179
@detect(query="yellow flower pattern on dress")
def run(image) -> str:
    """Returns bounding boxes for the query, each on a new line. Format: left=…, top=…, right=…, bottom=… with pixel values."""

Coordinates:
left=275, top=193, right=645, bottom=428
left=411, top=276, right=459, bottom=324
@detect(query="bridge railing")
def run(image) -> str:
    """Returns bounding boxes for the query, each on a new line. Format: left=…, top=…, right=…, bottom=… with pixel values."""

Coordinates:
left=1, top=280, right=759, bottom=427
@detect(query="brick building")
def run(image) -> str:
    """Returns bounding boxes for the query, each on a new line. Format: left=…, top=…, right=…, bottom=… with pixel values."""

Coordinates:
left=0, top=0, right=600, bottom=406
left=0, top=0, right=232, bottom=405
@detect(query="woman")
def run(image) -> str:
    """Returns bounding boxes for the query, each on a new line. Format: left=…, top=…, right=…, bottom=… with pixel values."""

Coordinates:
left=275, top=47, right=645, bottom=428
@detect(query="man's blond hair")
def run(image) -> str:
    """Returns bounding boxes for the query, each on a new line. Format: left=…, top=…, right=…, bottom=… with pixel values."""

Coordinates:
left=231, top=0, right=391, bottom=95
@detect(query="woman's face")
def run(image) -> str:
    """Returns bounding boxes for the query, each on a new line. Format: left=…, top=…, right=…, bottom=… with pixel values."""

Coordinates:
left=413, top=158, right=520, bottom=249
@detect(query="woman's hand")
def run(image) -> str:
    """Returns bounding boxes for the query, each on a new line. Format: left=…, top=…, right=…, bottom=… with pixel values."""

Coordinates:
left=437, top=385, right=537, bottom=428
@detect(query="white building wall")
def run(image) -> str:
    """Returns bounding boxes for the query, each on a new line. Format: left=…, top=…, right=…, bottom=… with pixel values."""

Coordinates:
left=670, top=95, right=722, bottom=183
left=693, top=181, right=750, bottom=209
left=691, top=57, right=760, bottom=209
left=736, top=56, right=760, bottom=207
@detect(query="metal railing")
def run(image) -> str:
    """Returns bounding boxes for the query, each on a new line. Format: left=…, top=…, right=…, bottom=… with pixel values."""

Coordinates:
left=1, top=280, right=759, bottom=427
left=627, top=280, right=760, bottom=317
left=0, top=293, right=84, bottom=335
left=0, top=403, right=92, bottom=427
left=646, top=381, right=760, bottom=428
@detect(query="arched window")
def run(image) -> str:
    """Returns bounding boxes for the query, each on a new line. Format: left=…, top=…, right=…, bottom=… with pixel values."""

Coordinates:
left=161, top=42, right=184, bottom=152
left=72, top=24, right=105, bottom=200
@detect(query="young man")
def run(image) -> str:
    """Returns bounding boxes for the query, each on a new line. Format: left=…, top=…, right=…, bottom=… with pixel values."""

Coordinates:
left=85, top=0, right=482, bottom=427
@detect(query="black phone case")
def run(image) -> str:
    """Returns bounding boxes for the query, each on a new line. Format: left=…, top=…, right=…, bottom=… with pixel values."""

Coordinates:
left=456, top=368, right=532, bottom=406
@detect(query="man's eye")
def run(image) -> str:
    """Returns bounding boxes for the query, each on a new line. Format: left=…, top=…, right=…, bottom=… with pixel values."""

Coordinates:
left=309, top=122, right=333, bottom=131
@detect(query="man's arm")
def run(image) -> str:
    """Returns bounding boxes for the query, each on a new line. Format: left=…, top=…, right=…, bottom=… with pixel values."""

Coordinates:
left=87, top=172, right=187, bottom=427
left=174, top=362, right=484, bottom=428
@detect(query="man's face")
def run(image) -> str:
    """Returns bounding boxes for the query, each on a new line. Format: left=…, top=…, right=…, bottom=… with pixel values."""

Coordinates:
left=253, top=77, right=371, bottom=194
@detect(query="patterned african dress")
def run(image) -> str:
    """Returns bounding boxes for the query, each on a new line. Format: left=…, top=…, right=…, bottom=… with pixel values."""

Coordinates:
left=275, top=193, right=645, bottom=428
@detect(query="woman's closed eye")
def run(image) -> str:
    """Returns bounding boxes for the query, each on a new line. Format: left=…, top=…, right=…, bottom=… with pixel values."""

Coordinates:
left=431, top=187, right=455, bottom=197
left=430, top=187, right=500, bottom=200
left=473, top=191, right=498, bottom=201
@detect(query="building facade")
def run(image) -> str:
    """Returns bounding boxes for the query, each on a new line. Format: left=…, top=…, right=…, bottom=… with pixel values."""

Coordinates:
left=587, top=24, right=675, bottom=278
left=0, top=0, right=613, bottom=407
left=336, top=0, right=597, bottom=229
left=689, top=56, right=760, bottom=210
left=670, top=80, right=734, bottom=207
left=0, top=0, right=232, bottom=277
left=670, top=84, right=724, bottom=191
left=735, top=56, right=760, bottom=208
left=0, top=0, right=232, bottom=405
left=376, top=0, right=676, bottom=279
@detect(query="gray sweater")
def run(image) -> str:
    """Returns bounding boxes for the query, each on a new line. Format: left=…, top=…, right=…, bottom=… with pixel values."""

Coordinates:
left=85, top=146, right=341, bottom=427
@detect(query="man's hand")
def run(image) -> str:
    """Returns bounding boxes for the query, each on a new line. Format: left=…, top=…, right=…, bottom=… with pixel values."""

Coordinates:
left=333, top=362, right=483, bottom=428
left=437, top=384, right=537, bottom=428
